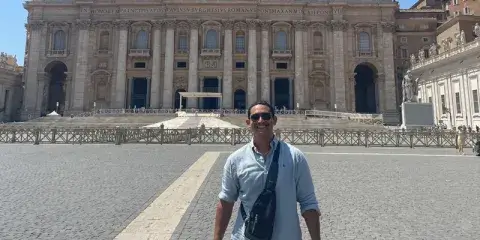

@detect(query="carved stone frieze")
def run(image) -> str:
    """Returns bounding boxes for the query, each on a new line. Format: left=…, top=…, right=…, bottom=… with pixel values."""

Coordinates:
left=246, top=19, right=259, bottom=29
left=330, top=20, right=348, bottom=31
left=76, top=19, right=91, bottom=30
left=114, top=20, right=130, bottom=30
left=260, top=20, right=271, bottom=31
left=234, top=21, right=247, bottom=31
left=94, top=21, right=113, bottom=29
left=381, top=22, right=396, bottom=33
left=26, top=21, right=45, bottom=31
left=222, top=19, right=234, bottom=30
left=188, top=19, right=201, bottom=29
left=174, top=76, right=187, bottom=89
left=293, top=20, right=307, bottom=31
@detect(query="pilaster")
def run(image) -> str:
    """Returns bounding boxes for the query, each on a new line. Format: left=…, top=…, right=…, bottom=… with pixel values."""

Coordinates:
left=150, top=20, right=164, bottom=109
left=113, top=20, right=130, bottom=109
left=260, top=20, right=271, bottom=103
left=222, top=19, right=234, bottom=109
left=330, top=19, right=348, bottom=111
left=162, top=19, right=176, bottom=109
left=381, top=22, right=397, bottom=112
left=188, top=19, right=201, bottom=108
left=22, top=20, right=45, bottom=118
left=72, top=19, right=91, bottom=111
left=294, top=20, right=306, bottom=109
left=246, top=19, right=259, bottom=107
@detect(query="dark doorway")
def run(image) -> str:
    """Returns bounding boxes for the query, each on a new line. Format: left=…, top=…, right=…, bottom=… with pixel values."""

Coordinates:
left=354, top=63, right=377, bottom=113
left=175, top=89, right=187, bottom=109
left=274, top=78, right=291, bottom=109
left=202, top=77, right=219, bottom=109
left=233, top=89, right=246, bottom=109
left=130, top=78, right=148, bottom=108
left=45, top=61, right=68, bottom=114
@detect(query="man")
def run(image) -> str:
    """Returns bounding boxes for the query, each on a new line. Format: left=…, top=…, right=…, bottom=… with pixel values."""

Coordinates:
left=214, top=101, right=321, bottom=240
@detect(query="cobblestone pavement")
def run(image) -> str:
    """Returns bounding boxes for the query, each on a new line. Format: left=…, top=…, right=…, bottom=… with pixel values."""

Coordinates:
left=1, top=145, right=479, bottom=240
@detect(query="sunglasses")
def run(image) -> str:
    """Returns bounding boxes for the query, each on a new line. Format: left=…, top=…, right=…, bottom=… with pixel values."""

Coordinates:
left=250, top=112, right=272, bottom=121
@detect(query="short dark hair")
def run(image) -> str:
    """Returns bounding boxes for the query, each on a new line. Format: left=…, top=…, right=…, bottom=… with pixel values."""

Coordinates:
left=247, top=100, right=275, bottom=118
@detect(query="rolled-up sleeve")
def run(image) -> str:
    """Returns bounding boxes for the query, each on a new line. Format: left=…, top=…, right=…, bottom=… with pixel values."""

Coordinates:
left=218, top=155, right=239, bottom=203
left=294, top=151, right=320, bottom=214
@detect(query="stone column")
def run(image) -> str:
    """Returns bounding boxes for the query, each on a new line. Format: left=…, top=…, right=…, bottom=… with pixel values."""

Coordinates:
left=294, top=20, right=306, bottom=109
left=331, top=20, right=348, bottom=111
left=260, top=20, right=271, bottom=103
left=72, top=19, right=91, bottom=111
left=381, top=22, right=397, bottom=112
left=246, top=19, right=259, bottom=106
left=113, top=20, right=130, bottom=109
left=222, top=19, right=234, bottom=109
left=23, top=21, right=45, bottom=117
left=162, top=20, right=175, bottom=109
left=188, top=20, right=200, bottom=109
left=150, top=20, right=163, bottom=109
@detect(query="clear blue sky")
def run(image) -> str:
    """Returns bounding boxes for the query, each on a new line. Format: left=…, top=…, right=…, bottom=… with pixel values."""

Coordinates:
left=0, top=0, right=416, bottom=66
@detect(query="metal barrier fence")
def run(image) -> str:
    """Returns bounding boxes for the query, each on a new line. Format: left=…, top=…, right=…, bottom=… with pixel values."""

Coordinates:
left=0, top=125, right=476, bottom=148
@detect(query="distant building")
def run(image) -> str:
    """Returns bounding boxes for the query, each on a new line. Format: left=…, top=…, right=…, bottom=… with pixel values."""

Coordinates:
left=0, top=52, right=23, bottom=122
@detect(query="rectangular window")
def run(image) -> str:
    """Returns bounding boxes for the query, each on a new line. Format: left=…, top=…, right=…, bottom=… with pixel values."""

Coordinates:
left=473, top=90, right=479, bottom=113
left=235, top=36, right=245, bottom=53
left=441, top=94, right=446, bottom=114
left=235, top=62, right=245, bottom=69
left=134, top=62, right=146, bottom=68
left=401, top=48, right=408, bottom=59
left=3, top=90, right=9, bottom=110
left=455, top=92, right=461, bottom=114
left=176, top=61, right=187, bottom=68
left=276, top=62, right=288, bottom=69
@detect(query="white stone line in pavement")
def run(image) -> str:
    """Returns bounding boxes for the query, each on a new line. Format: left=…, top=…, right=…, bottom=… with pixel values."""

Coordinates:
left=197, top=117, right=240, bottom=128
left=113, top=151, right=220, bottom=240
left=143, top=117, right=190, bottom=129
left=216, top=151, right=475, bottom=158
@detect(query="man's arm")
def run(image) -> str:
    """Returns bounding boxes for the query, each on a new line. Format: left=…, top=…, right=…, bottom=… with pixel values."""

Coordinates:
left=214, top=200, right=235, bottom=240
left=214, top=156, right=239, bottom=240
left=295, top=151, right=321, bottom=240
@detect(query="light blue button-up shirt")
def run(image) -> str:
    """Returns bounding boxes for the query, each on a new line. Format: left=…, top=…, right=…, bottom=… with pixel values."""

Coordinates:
left=218, top=138, right=320, bottom=240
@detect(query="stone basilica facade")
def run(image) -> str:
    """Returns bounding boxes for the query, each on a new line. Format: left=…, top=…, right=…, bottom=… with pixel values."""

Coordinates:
left=22, top=0, right=399, bottom=119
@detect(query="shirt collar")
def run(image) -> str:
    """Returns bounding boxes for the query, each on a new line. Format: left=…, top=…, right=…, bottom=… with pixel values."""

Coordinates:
left=250, top=135, right=278, bottom=155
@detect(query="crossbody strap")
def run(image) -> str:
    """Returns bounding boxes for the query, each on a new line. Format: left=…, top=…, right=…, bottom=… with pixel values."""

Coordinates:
left=240, top=141, right=281, bottom=220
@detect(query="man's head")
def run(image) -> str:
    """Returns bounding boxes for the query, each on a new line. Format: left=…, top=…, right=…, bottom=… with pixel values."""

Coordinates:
left=246, top=101, right=277, bottom=139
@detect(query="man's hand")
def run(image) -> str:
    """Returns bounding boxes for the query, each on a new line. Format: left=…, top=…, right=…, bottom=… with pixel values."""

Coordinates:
left=214, top=200, right=235, bottom=240
left=302, top=209, right=321, bottom=240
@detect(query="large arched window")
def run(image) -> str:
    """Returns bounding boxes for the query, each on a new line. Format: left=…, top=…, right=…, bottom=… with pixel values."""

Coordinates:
left=99, top=31, right=109, bottom=50
left=235, top=31, right=245, bottom=53
left=135, top=30, right=148, bottom=49
left=274, top=31, right=287, bottom=50
left=178, top=31, right=188, bottom=51
left=53, top=30, right=66, bottom=50
left=313, top=31, right=323, bottom=52
left=205, top=29, right=218, bottom=49
left=358, top=31, right=371, bottom=53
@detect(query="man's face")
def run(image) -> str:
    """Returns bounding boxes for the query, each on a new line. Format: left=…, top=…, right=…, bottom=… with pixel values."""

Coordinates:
left=246, top=104, right=277, bottom=137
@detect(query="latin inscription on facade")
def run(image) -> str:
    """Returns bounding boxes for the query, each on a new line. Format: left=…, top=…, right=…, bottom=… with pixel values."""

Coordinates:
left=90, top=7, right=331, bottom=16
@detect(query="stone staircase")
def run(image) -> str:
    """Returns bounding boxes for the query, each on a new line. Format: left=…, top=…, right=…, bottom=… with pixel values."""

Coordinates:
left=221, top=115, right=387, bottom=130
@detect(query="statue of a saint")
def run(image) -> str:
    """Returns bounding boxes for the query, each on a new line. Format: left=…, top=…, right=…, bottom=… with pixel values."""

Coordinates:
left=402, top=70, right=413, bottom=102
left=429, top=43, right=437, bottom=56
left=474, top=23, right=480, bottom=39
left=418, top=49, right=425, bottom=62
left=410, top=54, right=416, bottom=66
left=460, top=30, right=466, bottom=45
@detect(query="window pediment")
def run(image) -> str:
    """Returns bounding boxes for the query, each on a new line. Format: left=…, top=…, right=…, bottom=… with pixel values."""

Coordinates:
left=234, top=22, right=247, bottom=31
left=131, top=21, right=151, bottom=30
left=272, top=21, right=291, bottom=32
left=176, top=21, right=189, bottom=30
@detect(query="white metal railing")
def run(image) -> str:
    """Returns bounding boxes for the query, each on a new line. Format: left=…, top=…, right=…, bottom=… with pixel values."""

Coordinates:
left=128, top=49, right=150, bottom=57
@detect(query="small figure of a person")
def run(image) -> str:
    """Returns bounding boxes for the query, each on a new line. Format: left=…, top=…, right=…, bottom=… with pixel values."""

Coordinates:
left=457, top=126, right=466, bottom=155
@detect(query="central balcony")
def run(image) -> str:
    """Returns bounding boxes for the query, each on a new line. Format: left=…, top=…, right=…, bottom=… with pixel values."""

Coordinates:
left=200, top=48, right=221, bottom=57
left=271, top=49, right=292, bottom=58
left=128, top=49, right=150, bottom=57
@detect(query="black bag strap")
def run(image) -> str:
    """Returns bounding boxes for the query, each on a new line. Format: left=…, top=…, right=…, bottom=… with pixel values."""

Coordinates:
left=240, top=141, right=281, bottom=220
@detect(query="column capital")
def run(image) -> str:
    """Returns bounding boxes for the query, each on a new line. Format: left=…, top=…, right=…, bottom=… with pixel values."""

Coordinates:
left=293, top=20, right=307, bottom=31
left=329, top=20, right=348, bottom=31
left=381, top=22, right=396, bottom=33
left=260, top=20, right=272, bottom=31
left=164, top=19, right=176, bottom=29
left=246, top=19, right=260, bottom=29
left=151, top=20, right=165, bottom=29
left=114, top=20, right=131, bottom=30
left=76, top=19, right=91, bottom=30
left=222, top=19, right=234, bottom=30
left=188, top=19, right=201, bottom=29
left=25, top=20, right=45, bottom=31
